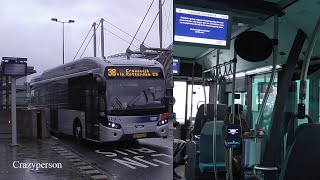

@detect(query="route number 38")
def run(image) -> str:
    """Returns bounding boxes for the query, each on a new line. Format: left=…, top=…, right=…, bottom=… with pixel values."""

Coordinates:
left=108, top=69, right=117, bottom=76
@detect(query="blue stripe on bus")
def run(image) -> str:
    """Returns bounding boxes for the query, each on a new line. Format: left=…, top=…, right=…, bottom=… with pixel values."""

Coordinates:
left=108, top=115, right=160, bottom=123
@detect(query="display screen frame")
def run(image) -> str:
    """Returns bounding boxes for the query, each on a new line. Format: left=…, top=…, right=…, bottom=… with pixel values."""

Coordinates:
left=173, top=58, right=180, bottom=75
left=2, top=61, right=27, bottom=77
left=173, top=4, right=233, bottom=49
left=226, top=124, right=241, bottom=139
left=105, top=66, right=164, bottom=79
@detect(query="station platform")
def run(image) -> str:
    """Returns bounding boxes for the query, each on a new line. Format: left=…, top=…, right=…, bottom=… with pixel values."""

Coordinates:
left=0, top=132, right=173, bottom=180
left=0, top=138, right=109, bottom=180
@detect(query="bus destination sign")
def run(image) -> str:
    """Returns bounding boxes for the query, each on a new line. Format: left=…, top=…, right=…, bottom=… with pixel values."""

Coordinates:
left=106, top=67, right=163, bottom=78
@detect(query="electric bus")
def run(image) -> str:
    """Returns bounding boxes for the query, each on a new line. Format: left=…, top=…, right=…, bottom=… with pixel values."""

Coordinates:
left=30, top=57, right=169, bottom=143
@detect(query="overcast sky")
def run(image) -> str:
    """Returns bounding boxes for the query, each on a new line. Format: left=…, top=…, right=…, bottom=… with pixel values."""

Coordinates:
left=0, top=0, right=173, bottom=80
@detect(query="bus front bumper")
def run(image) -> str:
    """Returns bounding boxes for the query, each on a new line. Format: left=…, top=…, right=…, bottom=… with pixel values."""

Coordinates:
left=99, top=123, right=168, bottom=142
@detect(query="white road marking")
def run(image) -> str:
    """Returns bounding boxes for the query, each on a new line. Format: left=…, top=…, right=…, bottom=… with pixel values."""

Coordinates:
left=114, top=150, right=128, bottom=155
left=123, top=149, right=139, bottom=154
left=51, top=136, right=58, bottom=140
left=153, top=159, right=170, bottom=165
left=133, top=156, right=159, bottom=167
left=79, top=166, right=94, bottom=170
left=84, top=170, right=101, bottom=174
left=91, top=175, right=109, bottom=179
left=69, top=159, right=82, bottom=162
left=74, top=162, right=87, bottom=166
left=151, top=153, right=173, bottom=159
left=65, top=155, right=78, bottom=159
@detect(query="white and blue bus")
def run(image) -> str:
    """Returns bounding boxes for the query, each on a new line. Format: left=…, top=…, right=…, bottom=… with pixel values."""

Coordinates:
left=30, top=57, right=169, bottom=143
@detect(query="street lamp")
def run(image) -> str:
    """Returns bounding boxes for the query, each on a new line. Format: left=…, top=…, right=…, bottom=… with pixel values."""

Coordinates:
left=51, top=18, right=75, bottom=64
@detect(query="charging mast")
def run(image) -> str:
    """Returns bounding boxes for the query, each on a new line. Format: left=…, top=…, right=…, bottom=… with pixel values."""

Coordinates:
left=1, top=57, right=28, bottom=146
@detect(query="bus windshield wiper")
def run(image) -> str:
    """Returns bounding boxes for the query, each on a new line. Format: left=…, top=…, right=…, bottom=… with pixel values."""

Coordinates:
left=118, top=90, right=148, bottom=115
left=111, top=97, right=123, bottom=109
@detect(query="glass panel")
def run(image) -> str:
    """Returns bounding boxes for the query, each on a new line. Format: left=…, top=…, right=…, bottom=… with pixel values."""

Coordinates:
left=251, top=73, right=278, bottom=134
left=173, top=81, right=187, bottom=124
left=106, top=79, right=166, bottom=115
left=228, top=92, right=248, bottom=121
left=187, top=85, right=209, bottom=119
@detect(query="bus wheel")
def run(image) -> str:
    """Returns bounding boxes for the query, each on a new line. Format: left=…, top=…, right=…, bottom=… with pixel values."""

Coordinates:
left=73, top=121, right=82, bottom=144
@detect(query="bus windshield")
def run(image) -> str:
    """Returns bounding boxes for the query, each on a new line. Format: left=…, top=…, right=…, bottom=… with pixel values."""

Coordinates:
left=107, top=79, right=166, bottom=115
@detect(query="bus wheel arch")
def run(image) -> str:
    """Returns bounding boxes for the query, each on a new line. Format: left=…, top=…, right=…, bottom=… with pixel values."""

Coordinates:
left=73, top=118, right=83, bottom=144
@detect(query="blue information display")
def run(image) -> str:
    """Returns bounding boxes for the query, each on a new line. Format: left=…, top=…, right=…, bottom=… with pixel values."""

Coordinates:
left=173, top=59, right=179, bottom=75
left=174, top=7, right=231, bottom=48
left=224, top=124, right=241, bottom=148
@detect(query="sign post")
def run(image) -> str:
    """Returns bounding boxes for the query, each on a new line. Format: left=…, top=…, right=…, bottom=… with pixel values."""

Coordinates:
left=1, top=57, right=27, bottom=146
left=11, top=77, right=17, bottom=146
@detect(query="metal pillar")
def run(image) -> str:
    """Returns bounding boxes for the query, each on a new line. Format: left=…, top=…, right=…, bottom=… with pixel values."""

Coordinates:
left=228, top=52, right=237, bottom=180
left=213, top=49, right=220, bottom=180
left=6, top=77, right=9, bottom=109
left=263, top=29, right=307, bottom=166
left=93, top=22, right=97, bottom=57
left=62, top=23, right=65, bottom=64
left=256, top=15, right=279, bottom=128
left=100, top=18, right=105, bottom=58
left=159, top=0, right=163, bottom=48
left=190, top=62, right=195, bottom=121
left=11, top=77, right=18, bottom=146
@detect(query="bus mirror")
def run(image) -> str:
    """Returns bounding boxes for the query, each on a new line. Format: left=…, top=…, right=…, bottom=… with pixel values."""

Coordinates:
left=96, top=77, right=102, bottom=84
left=234, top=31, right=273, bottom=62
left=96, top=77, right=105, bottom=87
left=170, top=97, right=176, bottom=105
left=163, top=96, right=175, bottom=105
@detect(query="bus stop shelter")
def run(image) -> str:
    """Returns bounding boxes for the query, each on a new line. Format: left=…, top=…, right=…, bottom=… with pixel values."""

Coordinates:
left=0, top=64, right=36, bottom=138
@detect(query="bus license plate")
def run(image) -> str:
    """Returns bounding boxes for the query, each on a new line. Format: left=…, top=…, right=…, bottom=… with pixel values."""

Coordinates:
left=133, top=133, right=147, bottom=139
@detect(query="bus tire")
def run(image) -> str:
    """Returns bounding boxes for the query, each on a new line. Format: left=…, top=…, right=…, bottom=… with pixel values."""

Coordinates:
left=73, top=120, right=82, bottom=144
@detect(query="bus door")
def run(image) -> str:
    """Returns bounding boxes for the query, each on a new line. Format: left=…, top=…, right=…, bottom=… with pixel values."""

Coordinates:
left=84, top=90, right=96, bottom=140
left=84, top=77, right=101, bottom=140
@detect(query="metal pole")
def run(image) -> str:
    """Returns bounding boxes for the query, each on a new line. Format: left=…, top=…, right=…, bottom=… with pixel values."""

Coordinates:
left=100, top=18, right=105, bottom=58
left=256, top=15, right=279, bottom=127
left=184, top=84, right=189, bottom=130
left=213, top=49, right=220, bottom=180
left=11, top=77, right=18, bottom=146
left=93, top=22, right=97, bottom=57
left=159, top=0, right=163, bottom=48
left=203, top=72, right=207, bottom=118
left=190, top=62, right=195, bottom=123
left=229, top=51, right=237, bottom=180
left=299, top=17, right=320, bottom=104
left=62, top=23, right=65, bottom=64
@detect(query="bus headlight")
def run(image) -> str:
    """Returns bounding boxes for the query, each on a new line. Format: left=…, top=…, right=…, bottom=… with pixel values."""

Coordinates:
left=106, top=122, right=121, bottom=129
left=157, top=113, right=168, bottom=126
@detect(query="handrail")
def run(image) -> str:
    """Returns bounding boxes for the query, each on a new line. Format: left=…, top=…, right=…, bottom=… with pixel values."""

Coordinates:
left=255, top=15, right=279, bottom=128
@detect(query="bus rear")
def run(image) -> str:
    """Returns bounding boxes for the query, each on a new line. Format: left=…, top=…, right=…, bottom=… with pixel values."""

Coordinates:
left=99, top=65, right=169, bottom=142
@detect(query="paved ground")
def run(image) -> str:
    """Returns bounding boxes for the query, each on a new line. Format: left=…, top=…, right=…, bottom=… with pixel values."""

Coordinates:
left=0, top=135, right=173, bottom=180
left=0, top=138, right=94, bottom=180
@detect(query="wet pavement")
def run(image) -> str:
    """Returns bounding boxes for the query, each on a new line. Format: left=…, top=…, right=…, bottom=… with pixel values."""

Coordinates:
left=56, top=136, right=173, bottom=180
left=0, top=135, right=173, bottom=180
left=0, top=138, right=95, bottom=180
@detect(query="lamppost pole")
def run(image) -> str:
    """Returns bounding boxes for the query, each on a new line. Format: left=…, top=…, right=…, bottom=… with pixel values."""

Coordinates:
left=51, top=18, right=75, bottom=64
left=62, top=22, right=65, bottom=64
